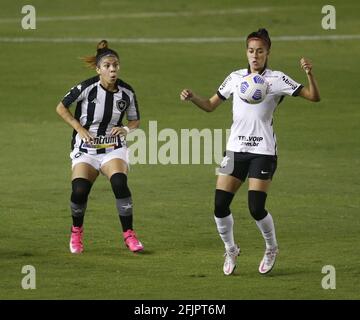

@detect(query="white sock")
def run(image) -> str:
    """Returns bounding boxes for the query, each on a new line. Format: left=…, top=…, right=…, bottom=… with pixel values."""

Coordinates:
left=255, top=212, right=278, bottom=249
left=214, top=214, right=236, bottom=250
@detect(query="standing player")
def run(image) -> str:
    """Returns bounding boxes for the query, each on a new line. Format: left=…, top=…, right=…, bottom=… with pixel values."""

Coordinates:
left=56, top=40, right=144, bottom=254
left=180, top=28, right=320, bottom=275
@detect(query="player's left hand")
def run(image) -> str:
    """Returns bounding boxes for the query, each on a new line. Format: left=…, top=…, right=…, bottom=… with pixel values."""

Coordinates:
left=300, top=57, right=313, bottom=74
left=111, top=126, right=128, bottom=137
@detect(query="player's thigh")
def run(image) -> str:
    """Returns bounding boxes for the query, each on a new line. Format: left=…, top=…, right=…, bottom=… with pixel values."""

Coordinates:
left=248, top=178, right=272, bottom=192
left=100, top=147, right=129, bottom=179
left=216, top=174, right=242, bottom=193
left=72, top=163, right=99, bottom=183
left=101, top=158, right=128, bottom=179
left=248, top=155, right=277, bottom=192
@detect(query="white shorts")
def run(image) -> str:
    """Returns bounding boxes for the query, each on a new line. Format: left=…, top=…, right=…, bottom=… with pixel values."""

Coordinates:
left=70, top=147, right=129, bottom=171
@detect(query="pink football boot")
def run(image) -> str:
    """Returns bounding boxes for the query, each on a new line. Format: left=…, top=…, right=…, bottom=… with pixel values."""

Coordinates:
left=70, top=226, right=84, bottom=254
left=123, top=230, right=144, bottom=252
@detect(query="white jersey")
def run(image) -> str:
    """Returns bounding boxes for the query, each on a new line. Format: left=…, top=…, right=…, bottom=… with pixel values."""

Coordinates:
left=217, top=68, right=303, bottom=155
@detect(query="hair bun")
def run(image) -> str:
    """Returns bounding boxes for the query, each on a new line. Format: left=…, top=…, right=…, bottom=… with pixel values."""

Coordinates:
left=258, top=28, right=269, bottom=36
left=97, top=40, right=108, bottom=51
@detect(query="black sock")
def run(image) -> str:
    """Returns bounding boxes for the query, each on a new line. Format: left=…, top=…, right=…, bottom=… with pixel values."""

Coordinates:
left=72, top=216, right=84, bottom=228
left=119, top=215, right=133, bottom=232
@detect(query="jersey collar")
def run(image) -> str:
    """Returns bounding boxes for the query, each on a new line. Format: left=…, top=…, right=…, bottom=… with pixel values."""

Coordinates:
left=99, top=82, right=119, bottom=93
left=247, top=65, right=267, bottom=76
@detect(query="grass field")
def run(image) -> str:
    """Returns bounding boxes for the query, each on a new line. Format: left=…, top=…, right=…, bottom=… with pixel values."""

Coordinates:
left=0, top=0, right=359, bottom=300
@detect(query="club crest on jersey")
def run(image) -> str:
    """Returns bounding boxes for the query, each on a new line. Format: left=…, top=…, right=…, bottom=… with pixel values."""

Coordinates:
left=116, top=99, right=128, bottom=112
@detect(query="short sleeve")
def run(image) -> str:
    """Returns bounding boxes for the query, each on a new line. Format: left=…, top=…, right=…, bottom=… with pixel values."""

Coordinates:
left=126, top=92, right=140, bottom=121
left=217, top=73, right=234, bottom=100
left=276, top=72, right=303, bottom=96
left=61, top=84, right=85, bottom=108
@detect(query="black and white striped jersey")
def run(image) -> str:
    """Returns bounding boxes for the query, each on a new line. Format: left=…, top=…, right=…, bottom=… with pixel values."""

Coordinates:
left=62, top=75, right=140, bottom=153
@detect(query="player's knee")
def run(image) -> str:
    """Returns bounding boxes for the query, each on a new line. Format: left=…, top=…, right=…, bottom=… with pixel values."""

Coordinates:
left=248, top=190, right=268, bottom=221
left=110, top=172, right=131, bottom=199
left=214, top=189, right=234, bottom=218
left=71, top=178, right=92, bottom=204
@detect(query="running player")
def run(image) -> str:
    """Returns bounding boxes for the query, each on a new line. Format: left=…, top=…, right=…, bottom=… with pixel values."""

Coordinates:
left=180, top=28, right=320, bottom=275
left=56, top=40, right=144, bottom=254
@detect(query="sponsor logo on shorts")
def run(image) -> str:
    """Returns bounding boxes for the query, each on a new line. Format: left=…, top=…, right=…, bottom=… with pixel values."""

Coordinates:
left=220, top=155, right=231, bottom=168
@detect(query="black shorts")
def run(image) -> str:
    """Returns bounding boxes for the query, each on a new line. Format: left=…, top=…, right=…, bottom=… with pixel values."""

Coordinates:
left=218, top=151, right=277, bottom=182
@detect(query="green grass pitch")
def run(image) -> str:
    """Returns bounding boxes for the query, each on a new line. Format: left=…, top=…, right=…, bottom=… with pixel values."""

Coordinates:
left=0, top=0, right=359, bottom=299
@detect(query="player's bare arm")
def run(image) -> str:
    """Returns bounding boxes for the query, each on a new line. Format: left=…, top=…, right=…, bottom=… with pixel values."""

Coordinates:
left=180, top=89, right=223, bottom=112
left=298, top=57, right=321, bottom=102
left=56, top=102, right=94, bottom=143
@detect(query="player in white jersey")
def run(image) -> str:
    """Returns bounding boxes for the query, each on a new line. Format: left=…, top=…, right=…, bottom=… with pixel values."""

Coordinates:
left=56, top=40, right=144, bottom=254
left=180, top=28, right=320, bottom=275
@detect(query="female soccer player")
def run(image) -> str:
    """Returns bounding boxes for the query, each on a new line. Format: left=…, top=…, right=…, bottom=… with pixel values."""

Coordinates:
left=180, top=28, right=320, bottom=275
left=56, top=40, right=144, bottom=254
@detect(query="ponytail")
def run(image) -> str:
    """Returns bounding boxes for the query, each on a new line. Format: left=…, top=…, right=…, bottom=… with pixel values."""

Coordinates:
left=82, top=40, right=119, bottom=69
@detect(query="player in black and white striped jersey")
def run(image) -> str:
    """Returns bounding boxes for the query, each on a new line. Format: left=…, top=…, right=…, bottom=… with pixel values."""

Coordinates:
left=56, top=40, right=144, bottom=254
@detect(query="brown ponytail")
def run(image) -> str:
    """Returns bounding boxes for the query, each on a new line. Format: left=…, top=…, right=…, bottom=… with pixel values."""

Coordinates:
left=97, top=40, right=108, bottom=51
left=81, top=40, right=119, bottom=69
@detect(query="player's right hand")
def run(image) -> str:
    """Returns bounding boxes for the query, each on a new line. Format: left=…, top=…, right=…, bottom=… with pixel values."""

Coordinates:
left=78, top=127, right=94, bottom=144
left=180, top=89, right=194, bottom=101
